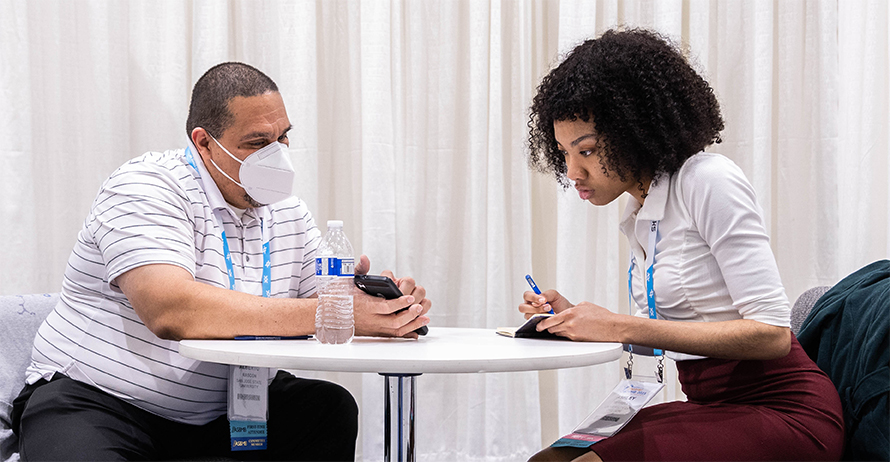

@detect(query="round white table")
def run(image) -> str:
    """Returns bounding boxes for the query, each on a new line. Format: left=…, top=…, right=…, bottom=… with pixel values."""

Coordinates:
left=179, top=327, right=622, bottom=461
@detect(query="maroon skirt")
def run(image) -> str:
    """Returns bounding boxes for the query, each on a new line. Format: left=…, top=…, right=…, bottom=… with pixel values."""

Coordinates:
left=590, top=335, right=844, bottom=461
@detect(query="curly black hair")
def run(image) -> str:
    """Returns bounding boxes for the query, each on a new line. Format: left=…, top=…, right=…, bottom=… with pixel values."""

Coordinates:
left=528, top=29, right=724, bottom=188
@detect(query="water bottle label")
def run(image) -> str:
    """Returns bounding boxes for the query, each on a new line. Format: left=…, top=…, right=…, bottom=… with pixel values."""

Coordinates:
left=316, top=257, right=355, bottom=276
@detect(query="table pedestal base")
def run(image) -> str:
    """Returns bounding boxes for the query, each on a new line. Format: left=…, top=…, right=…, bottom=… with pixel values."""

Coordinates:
left=381, top=373, right=419, bottom=462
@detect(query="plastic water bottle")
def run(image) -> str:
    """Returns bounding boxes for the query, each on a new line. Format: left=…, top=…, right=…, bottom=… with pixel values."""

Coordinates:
left=315, top=220, right=355, bottom=344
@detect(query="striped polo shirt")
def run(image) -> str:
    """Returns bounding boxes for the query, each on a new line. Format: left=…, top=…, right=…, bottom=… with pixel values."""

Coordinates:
left=26, top=148, right=321, bottom=424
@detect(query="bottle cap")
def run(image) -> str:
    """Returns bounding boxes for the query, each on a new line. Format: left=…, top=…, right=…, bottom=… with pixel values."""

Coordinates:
left=327, top=220, right=344, bottom=229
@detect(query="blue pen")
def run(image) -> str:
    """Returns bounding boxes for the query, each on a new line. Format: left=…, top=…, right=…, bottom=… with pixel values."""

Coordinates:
left=234, top=335, right=313, bottom=340
left=525, top=274, right=555, bottom=314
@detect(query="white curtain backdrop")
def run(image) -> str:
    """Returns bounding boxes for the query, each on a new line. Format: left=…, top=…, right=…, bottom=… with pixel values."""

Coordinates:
left=1, top=0, right=887, bottom=460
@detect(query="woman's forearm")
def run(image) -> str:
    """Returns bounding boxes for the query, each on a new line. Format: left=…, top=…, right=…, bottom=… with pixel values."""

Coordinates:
left=618, top=317, right=791, bottom=360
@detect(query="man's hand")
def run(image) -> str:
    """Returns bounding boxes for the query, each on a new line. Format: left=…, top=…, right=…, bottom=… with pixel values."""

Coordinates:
left=353, top=255, right=432, bottom=338
left=354, top=254, right=372, bottom=276
left=354, top=292, right=430, bottom=338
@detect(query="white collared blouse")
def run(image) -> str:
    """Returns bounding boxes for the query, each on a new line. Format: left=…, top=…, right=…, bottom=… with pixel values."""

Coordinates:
left=620, top=153, right=790, bottom=360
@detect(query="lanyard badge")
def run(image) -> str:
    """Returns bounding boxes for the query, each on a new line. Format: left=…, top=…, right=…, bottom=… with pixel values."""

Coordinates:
left=187, top=146, right=273, bottom=452
left=228, top=366, right=270, bottom=450
left=624, top=220, right=665, bottom=383
left=552, top=220, right=666, bottom=449
left=224, top=217, right=272, bottom=451
left=551, top=379, right=664, bottom=448
left=224, top=215, right=272, bottom=451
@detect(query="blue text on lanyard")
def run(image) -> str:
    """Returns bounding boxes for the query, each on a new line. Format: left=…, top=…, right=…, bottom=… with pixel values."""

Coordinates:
left=627, top=220, right=662, bottom=357
left=185, top=147, right=271, bottom=296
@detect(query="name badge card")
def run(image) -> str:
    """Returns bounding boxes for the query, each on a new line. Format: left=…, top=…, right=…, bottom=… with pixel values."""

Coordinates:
left=228, top=365, right=270, bottom=451
left=551, top=380, right=664, bottom=448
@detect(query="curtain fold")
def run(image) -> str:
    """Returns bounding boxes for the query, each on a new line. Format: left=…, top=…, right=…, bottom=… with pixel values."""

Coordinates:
left=1, top=0, right=887, bottom=460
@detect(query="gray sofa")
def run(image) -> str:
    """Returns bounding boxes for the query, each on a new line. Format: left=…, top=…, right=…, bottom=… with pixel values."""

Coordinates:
left=0, top=293, right=59, bottom=462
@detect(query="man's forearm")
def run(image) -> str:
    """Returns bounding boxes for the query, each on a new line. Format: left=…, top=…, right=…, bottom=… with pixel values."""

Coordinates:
left=117, top=263, right=317, bottom=340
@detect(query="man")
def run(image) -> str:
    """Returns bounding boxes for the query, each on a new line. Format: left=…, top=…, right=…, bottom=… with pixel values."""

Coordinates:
left=12, top=62, right=431, bottom=461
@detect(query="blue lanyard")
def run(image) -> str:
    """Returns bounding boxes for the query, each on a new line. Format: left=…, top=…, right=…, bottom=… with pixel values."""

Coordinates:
left=628, top=220, right=662, bottom=357
left=185, top=147, right=271, bottom=297
left=219, top=219, right=271, bottom=296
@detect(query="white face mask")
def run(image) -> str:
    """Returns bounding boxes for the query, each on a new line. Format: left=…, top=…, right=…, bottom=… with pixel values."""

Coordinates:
left=207, top=134, right=296, bottom=206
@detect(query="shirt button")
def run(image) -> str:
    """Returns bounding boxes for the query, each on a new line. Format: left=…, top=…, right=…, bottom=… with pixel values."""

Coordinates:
left=245, top=255, right=250, bottom=262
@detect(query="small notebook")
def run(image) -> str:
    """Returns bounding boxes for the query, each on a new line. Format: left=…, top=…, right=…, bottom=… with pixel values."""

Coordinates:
left=496, top=313, right=563, bottom=339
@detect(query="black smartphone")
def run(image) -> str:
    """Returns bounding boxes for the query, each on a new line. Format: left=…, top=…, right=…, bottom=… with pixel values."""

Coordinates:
left=354, top=274, right=428, bottom=335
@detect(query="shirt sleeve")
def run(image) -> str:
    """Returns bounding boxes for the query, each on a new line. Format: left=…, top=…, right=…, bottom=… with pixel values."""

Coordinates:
left=87, top=160, right=197, bottom=285
left=679, top=155, right=791, bottom=327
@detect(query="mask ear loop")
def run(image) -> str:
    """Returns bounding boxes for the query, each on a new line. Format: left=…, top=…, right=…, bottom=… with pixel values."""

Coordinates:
left=206, top=132, right=246, bottom=189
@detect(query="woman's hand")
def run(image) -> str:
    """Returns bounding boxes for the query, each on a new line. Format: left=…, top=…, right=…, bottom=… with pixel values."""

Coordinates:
left=519, top=289, right=574, bottom=319
left=535, top=301, right=622, bottom=342
left=533, top=300, right=791, bottom=360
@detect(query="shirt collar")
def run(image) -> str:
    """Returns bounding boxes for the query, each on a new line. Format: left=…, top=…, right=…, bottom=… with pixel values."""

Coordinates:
left=620, top=174, right=669, bottom=229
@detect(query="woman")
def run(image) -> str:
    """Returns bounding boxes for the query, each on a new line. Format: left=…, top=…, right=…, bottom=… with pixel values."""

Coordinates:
left=522, top=29, right=843, bottom=461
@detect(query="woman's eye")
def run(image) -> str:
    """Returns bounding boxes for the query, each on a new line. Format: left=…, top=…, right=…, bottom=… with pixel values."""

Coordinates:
left=580, top=150, right=593, bottom=157
left=558, top=149, right=568, bottom=157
